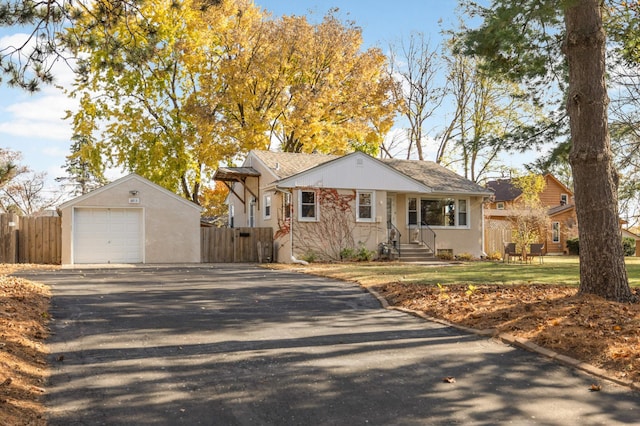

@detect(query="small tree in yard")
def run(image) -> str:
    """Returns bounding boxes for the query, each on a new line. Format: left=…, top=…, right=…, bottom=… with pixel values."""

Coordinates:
left=510, top=174, right=549, bottom=259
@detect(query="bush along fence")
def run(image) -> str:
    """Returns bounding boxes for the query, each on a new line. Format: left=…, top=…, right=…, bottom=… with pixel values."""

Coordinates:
left=0, top=213, right=62, bottom=264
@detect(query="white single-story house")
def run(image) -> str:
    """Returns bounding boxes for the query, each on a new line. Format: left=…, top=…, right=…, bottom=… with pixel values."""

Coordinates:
left=59, top=173, right=201, bottom=265
left=215, top=150, right=493, bottom=263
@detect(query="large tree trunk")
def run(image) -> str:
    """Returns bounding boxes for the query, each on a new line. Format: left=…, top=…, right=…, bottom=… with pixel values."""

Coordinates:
left=564, top=1, right=635, bottom=302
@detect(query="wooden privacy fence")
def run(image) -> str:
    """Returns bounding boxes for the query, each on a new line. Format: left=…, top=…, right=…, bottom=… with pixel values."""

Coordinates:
left=484, top=220, right=513, bottom=258
left=201, top=227, right=273, bottom=263
left=1, top=214, right=273, bottom=265
left=0, top=213, right=61, bottom=264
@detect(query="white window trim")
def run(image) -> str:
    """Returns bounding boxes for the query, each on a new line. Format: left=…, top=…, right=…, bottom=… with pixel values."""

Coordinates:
left=409, top=196, right=471, bottom=229
left=263, top=194, right=272, bottom=220
left=457, top=198, right=469, bottom=228
left=356, top=190, right=375, bottom=222
left=283, top=192, right=292, bottom=219
left=496, top=202, right=505, bottom=210
left=298, top=189, right=319, bottom=222
left=407, top=197, right=418, bottom=227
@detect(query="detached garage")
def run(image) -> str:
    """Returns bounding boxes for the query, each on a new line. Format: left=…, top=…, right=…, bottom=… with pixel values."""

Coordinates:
left=60, top=174, right=201, bottom=265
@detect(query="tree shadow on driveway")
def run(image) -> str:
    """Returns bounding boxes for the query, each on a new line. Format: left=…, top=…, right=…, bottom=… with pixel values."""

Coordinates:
left=18, top=265, right=639, bottom=425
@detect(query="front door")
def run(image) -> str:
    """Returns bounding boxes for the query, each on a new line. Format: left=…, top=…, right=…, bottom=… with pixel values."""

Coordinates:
left=386, top=195, right=397, bottom=228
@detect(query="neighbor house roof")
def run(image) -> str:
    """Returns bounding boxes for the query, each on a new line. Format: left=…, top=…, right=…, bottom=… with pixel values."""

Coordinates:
left=548, top=204, right=575, bottom=217
left=486, top=174, right=574, bottom=203
left=485, top=179, right=523, bottom=202
left=621, top=228, right=640, bottom=240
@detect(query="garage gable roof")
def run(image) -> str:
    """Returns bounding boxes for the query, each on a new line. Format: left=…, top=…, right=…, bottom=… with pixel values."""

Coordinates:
left=59, top=173, right=202, bottom=211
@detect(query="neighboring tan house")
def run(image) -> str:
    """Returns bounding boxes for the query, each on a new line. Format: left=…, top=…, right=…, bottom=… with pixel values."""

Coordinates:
left=215, top=150, right=493, bottom=263
left=621, top=228, right=640, bottom=257
left=484, top=174, right=577, bottom=256
left=59, top=173, right=202, bottom=265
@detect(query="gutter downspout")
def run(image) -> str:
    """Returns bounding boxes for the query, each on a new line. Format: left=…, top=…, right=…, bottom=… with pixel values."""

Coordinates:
left=481, top=196, right=489, bottom=258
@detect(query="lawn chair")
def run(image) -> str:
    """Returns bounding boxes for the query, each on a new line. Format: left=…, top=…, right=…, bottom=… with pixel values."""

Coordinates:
left=503, top=242, right=520, bottom=263
left=529, top=243, right=545, bottom=264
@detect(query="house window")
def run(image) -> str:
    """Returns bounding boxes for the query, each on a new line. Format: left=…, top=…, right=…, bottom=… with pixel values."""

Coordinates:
left=560, top=194, right=568, bottom=205
left=283, top=192, right=291, bottom=219
left=416, top=197, right=470, bottom=228
left=264, top=195, right=271, bottom=219
left=422, top=199, right=446, bottom=226
left=552, top=221, right=560, bottom=243
left=299, top=190, right=318, bottom=221
left=497, top=202, right=505, bottom=210
left=229, top=204, right=234, bottom=228
left=458, top=199, right=468, bottom=226
left=357, top=191, right=374, bottom=221
left=408, top=197, right=417, bottom=226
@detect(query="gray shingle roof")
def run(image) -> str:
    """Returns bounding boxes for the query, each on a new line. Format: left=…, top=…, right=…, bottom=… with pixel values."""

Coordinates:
left=251, top=150, right=339, bottom=179
left=379, top=158, right=492, bottom=195
left=250, top=150, right=490, bottom=195
left=485, top=179, right=522, bottom=202
left=548, top=204, right=575, bottom=216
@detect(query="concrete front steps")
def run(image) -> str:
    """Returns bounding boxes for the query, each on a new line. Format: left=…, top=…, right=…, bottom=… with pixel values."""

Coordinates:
left=397, top=242, right=435, bottom=262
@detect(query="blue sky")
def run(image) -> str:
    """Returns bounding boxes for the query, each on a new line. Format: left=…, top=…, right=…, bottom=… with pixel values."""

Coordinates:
left=0, top=0, right=462, bottom=185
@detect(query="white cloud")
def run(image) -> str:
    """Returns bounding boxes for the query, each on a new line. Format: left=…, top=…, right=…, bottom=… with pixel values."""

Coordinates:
left=5, top=93, right=75, bottom=121
left=0, top=32, right=31, bottom=51
left=0, top=88, right=77, bottom=141
left=43, top=145, right=70, bottom=159
left=0, top=118, right=71, bottom=141
left=1, top=31, right=78, bottom=87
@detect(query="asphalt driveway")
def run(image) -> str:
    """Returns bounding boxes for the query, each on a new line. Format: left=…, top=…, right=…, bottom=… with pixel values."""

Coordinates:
left=19, top=265, right=639, bottom=425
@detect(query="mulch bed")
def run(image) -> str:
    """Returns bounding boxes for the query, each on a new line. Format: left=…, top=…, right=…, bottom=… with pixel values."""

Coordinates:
left=376, top=283, right=640, bottom=385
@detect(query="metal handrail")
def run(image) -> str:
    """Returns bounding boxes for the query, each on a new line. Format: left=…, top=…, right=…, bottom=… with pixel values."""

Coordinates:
left=418, top=224, right=436, bottom=254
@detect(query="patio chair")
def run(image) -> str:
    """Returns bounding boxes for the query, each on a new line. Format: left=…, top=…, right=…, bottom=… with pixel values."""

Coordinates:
left=529, top=243, right=545, bottom=264
left=503, top=242, right=520, bottom=263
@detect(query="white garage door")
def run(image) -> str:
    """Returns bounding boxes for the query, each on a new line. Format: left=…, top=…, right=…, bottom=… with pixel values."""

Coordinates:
left=74, top=208, right=143, bottom=264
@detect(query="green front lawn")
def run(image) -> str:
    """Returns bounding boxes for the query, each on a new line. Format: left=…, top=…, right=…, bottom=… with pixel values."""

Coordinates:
left=301, top=256, right=640, bottom=288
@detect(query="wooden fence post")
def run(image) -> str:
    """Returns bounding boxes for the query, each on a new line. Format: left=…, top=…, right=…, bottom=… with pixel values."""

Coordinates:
left=0, top=213, right=19, bottom=263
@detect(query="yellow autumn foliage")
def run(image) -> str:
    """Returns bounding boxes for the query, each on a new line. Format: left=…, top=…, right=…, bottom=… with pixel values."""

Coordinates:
left=66, top=0, right=398, bottom=202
